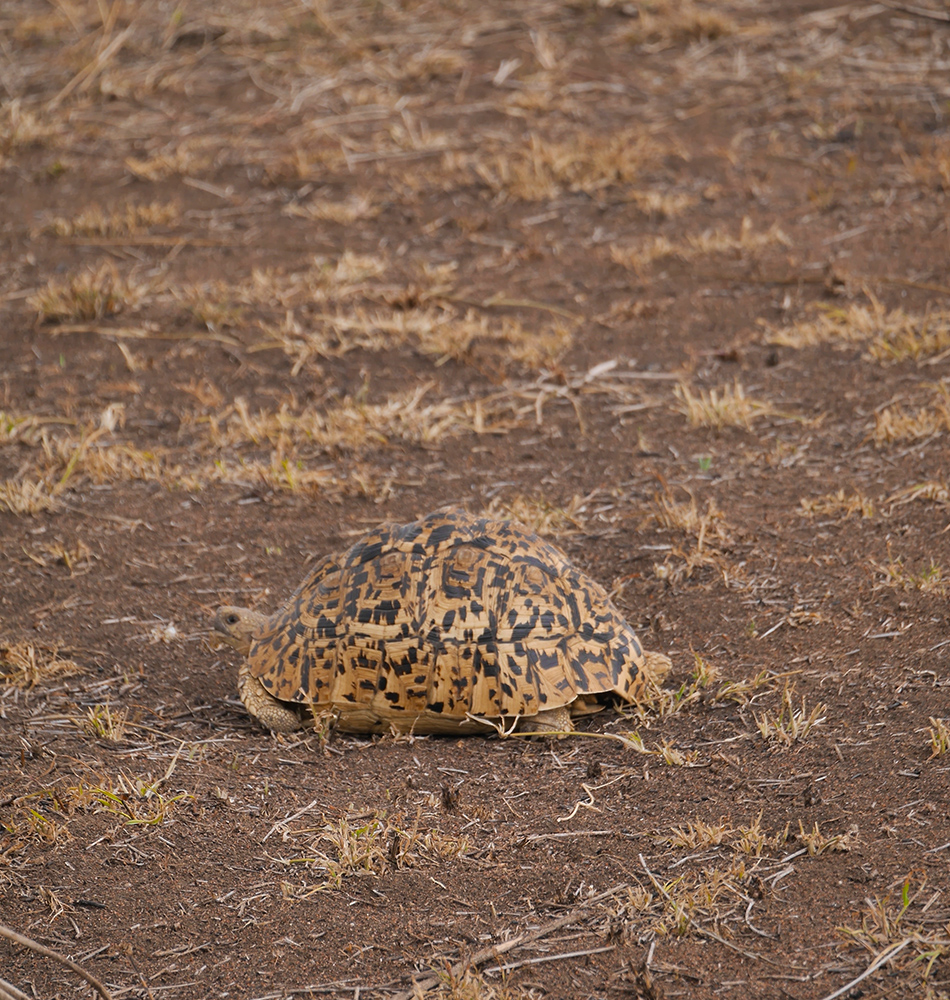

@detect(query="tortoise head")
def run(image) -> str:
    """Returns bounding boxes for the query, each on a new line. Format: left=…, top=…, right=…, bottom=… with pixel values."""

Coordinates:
left=212, top=606, right=269, bottom=656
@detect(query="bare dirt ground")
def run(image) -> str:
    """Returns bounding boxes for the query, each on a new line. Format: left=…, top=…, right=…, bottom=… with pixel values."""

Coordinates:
left=2, top=1, right=950, bottom=998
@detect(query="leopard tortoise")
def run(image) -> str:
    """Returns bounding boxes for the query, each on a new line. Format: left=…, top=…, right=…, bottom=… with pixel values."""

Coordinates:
left=213, top=508, right=669, bottom=735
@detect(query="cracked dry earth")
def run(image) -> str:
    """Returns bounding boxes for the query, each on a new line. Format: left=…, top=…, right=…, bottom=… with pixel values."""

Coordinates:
left=1, top=1, right=950, bottom=998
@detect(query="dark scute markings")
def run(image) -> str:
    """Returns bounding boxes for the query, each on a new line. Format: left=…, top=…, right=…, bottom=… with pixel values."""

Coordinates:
left=426, top=522, right=457, bottom=547
left=537, top=647, right=562, bottom=673
left=375, top=600, right=401, bottom=625
left=313, top=615, right=339, bottom=638
left=505, top=650, right=524, bottom=677
left=297, top=655, right=311, bottom=697
left=611, top=645, right=637, bottom=684
left=356, top=540, right=385, bottom=565
left=392, top=658, right=414, bottom=677
left=508, top=620, right=535, bottom=642
left=564, top=591, right=582, bottom=630
left=400, top=522, right=425, bottom=546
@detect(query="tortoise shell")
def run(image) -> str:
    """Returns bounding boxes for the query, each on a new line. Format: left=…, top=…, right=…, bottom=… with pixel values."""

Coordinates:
left=234, top=508, right=650, bottom=734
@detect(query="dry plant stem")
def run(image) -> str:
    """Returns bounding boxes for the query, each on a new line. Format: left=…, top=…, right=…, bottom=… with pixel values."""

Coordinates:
left=0, top=923, right=114, bottom=1000
left=0, top=978, right=31, bottom=1000
left=395, top=883, right=628, bottom=999
left=815, top=937, right=914, bottom=1000
left=484, top=943, right=616, bottom=975
left=877, top=0, right=950, bottom=22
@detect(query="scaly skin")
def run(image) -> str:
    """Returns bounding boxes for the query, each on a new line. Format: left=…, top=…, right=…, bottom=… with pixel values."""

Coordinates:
left=214, top=606, right=303, bottom=732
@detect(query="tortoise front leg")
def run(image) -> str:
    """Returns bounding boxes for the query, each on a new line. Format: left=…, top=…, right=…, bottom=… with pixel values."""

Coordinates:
left=238, top=664, right=304, bottom=733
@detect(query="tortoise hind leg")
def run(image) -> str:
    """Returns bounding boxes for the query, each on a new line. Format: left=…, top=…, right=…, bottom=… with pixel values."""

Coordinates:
left=515, top=706, right=573, bottom=736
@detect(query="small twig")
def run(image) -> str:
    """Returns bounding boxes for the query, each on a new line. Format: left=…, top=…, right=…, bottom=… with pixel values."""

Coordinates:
left=814, top=938, right=915, bottom=1000
left=447, top=293, right=580, bottom=320
left=557, top=783, right=601, bottom=823
left=525, top=830, right=613, bottom=842
left=0, top=977, right=32, bottom=1000
left=44, top=324, right=243, bottom=346
left=48, top=25, right=134, bottom=110
left=0, top=923, right=114, bottom=1000
left=876, top=0, right=950, bottom=22
left=484, top=943, right=616, bottom=975
left=261, top=798, right=320, bottom=843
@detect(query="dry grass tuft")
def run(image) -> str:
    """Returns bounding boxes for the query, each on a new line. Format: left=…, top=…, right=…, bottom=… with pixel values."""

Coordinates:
left=621, top=0, right=739, bottom=47
left=799, top=489, right=874, bottom=519
left=871, top=390, right=950, bottom=447
left=866, top=309, right=950, bottom=363
left=0, top=98, right=61, bottom=155
left=29, top=261, right=148, bottom=323
left=1, top=807, right=71, bottom=850
left=66, top=776, right=192, bottom=826
left=674, top=380, right=779, bottom=431
left=79, top=704, right=131, bottom=742
left=283, top=192, right=382, bottom=224
left=46, top=200, right=181, bottom=237
left=277, top=810, right=472, bottom=895
left=485, top=493, right=590, bottom=536
left=755, top=683, right=826, bottom=747
left=611, top=217, right=789, bottom=273
left=648, top=490, right=729, bottom=541
left=626, top=189, right=696, bottom=218
left=928, top=718, right=950, bottom=758
left=900, top=135, right=950, bottom=194
left=176, top=282, right=245, bottom=331
left=263, top=303, right=572, bottom=374
left=839, top=875, right=950, bottom=981
left=475, top=130, right=661, bottom=201
left=887, top=480, right=949, bottom=507
left=663, top=813, right=786, bottom=856
left=797, top=821, right=860, bottom=855
left=419, top=966, right=539, bottom=999
left=0, top=478, right=59, bottom=514
left=124, top=140, right=214, bottom=181
left=626, top=664, right=777, bottom=727
left=767, top=301, right=950, bottom=362
left=37, top=539, right=96, bottom=575
left=0, top=642, right=83, bottom=689
left=665, top=817, right=732, bottom=849
left=871, top=556, right=945, bottom=594
left=646, top=489, right=734, bottom=585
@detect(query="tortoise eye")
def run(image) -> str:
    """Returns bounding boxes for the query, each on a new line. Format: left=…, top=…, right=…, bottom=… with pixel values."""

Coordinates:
left=226, top=614, right=239, bottom=625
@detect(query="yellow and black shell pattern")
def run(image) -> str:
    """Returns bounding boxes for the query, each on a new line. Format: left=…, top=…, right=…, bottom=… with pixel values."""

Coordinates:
left=247, top=508, right=647, bottom=730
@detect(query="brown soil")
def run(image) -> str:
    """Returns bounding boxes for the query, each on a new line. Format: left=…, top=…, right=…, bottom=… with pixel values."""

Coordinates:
left=2, top=2, right=949, bottom=998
